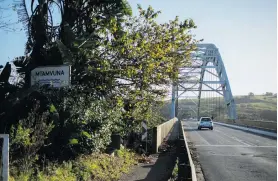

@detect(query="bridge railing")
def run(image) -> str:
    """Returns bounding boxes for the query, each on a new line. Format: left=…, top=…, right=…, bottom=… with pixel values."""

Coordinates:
left=177, top=120, right=197, bottom=181
left=152, top=118, right=178, bottom=153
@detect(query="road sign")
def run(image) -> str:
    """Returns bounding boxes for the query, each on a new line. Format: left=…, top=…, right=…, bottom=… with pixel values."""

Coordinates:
left=141, top=120, right=147, bottom=141
left=31, top=65, right=71, bottom=87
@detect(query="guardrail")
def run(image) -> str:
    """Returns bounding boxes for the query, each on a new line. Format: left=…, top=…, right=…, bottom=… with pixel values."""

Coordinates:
left=0, top=134, right=9, bottom=181
left=177, top=120, right=197, bottom=181
left=152, top=118, right=178, bottom=153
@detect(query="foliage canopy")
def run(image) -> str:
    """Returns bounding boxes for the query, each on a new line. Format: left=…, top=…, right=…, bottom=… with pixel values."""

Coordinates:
left=0, top=0, right=199, bottom=178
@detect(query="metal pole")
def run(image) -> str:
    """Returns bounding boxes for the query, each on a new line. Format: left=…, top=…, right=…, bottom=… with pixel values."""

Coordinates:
left=175, top=85, right=179, bottom=118
left=171, top=83, right=176, bottom=119
left=146, top=130, right=147, bottom=154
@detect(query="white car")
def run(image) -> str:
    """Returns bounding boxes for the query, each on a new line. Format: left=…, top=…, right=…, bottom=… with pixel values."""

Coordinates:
left=197, top=117, right=213, bottom=130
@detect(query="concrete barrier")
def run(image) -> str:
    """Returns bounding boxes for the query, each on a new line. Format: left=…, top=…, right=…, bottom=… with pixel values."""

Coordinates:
left=218, top=119, right=277, bottom=132
left=214, top=122, right=277, bottom=139
left=152, top=118, right=178, bottom=153
left=178, top=120, right=197, bottom=181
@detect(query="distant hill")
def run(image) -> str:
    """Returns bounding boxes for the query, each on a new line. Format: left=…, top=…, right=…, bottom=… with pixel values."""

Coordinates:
left=234, top=95, right=277, bottom=122
left=159, top=95, right=277, bottom=122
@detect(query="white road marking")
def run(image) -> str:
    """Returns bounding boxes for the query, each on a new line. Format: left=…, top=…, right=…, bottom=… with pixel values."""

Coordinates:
left=194, top=145, right=276, bottom=148
left=215, top=124, right=276, bottom=146
left=207, top=154, right=242, bottom=157
left=215, top=129, right=255, bottom=146
left=183, top=122, right=211, bottom=145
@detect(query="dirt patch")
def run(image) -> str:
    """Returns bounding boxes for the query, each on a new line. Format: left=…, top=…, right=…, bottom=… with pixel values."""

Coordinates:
left=119, top=134, right=178, bottom=181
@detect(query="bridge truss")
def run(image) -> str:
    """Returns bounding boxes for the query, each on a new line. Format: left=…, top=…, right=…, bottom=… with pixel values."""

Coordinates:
left=171, top=43, right=237, bottom=121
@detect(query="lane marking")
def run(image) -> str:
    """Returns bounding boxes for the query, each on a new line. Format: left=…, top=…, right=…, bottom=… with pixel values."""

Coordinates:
left=206, top=154, right=242, bottom=157
left=217, top=125, right=277, bottom=146
left=215, top=124, right=276, bottom=146
left=215, top=129, right=255, bottom=146
left=194, top=145, right=276, bottom=148
left=183, top=122, right=211, bottom=145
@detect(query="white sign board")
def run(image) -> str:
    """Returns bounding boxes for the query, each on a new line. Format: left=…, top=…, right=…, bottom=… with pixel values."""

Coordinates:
left=31, top=65, right=71, bottom=88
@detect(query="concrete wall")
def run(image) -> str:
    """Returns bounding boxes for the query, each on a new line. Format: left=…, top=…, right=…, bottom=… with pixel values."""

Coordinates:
left=152, top=118, right=178, bottom=153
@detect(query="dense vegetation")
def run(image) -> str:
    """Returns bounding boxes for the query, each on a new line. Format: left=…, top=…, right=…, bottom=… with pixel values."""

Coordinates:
left=0, top=0, right=199, bottom=179
left=10, top=147, right=137, bottom=181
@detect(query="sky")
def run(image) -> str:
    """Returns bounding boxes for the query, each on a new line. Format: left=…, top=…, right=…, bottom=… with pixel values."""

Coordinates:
left=0, top=0, right=276, bottom=96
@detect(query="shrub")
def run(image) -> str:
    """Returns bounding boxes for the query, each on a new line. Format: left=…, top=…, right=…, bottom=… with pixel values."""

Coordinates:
left=10, top=148, right=137, bottom=181
left=10, top=111, right=54, bottom=178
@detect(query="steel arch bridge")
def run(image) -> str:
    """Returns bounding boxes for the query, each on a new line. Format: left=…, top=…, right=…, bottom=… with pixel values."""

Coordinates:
left=170, top=43, right=237, bottom=121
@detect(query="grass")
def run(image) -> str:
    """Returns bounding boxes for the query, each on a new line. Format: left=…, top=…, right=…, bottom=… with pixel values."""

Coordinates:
left=248, top=102, right=276, bottom=111
left=10, top=147, right=138, bottom=181
left=168, top=159, right=178, bottom=181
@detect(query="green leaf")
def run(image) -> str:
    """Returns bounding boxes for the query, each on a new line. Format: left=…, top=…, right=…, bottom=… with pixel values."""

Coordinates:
left=69, top=139, right=79, bottom=145
left=49, top=104, right=57, bottom=113
left=81, top=131, right=91, bottom=138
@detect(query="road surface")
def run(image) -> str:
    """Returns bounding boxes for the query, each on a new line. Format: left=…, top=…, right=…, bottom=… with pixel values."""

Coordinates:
left=182, top=120, right=277, bottom=181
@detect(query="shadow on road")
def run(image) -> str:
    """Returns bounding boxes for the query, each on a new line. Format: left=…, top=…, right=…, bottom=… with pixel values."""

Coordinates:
left=120, top=122, right=179, bottom=181
left=184, top=128, right=212, bottom=132
left=183, top=128, right=197, bottom=132
left=135, top=144, right=177, bottom=181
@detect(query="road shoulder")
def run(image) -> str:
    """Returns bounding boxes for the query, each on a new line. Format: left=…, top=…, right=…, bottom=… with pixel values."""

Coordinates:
left=184, top=132, right=205, bottom=181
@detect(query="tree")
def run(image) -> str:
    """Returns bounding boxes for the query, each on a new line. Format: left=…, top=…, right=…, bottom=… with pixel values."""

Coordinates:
left=0, top=0, right=8, bottom=30
left=113, top=6, right=198, bottom=127
left=265, top=92, right=273, bottom=96
left=1, top=0, right=133, bottom=161
left=0, top=0, right=17, bottom=31
left=2, top=1, right=199, bottom=166
left=14, top=0, right=132, bottom=88
left=248, top=92, right=254, bottom=97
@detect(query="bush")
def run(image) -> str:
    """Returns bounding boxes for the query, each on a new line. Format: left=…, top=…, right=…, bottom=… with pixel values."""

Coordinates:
left=10, top=148, right=137, bottom=181
left=63, top=99, right=124, bottom=156
left=10, top=111, right=54, bottom=177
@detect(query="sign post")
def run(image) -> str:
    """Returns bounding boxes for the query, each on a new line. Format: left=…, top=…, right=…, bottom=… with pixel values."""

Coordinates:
left=0, top=134, right=9, bottom=181
left=141, top=120, right=147, bottom=153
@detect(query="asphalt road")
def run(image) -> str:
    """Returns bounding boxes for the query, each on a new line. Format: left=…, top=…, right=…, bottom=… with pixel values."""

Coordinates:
left=182, top=120, right=277, bottom=181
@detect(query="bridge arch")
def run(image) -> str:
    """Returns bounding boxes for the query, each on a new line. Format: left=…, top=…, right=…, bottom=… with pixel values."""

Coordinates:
left=171, top=43, right=237, bottom=121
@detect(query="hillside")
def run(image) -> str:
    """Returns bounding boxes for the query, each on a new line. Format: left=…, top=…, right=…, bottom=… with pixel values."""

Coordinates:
left=160, top=95, right=277, bottom=122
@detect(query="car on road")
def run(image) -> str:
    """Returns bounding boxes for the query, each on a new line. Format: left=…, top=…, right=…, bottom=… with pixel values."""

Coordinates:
left=197, top=117, right=213, bottom=130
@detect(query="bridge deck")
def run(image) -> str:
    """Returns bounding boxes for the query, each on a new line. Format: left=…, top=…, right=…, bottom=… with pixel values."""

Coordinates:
left=182, top=120, right=277, bottom=181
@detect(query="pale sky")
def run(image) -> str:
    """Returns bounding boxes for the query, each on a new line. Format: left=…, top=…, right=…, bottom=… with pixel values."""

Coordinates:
left=0, top=0, right=276, bottom=95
